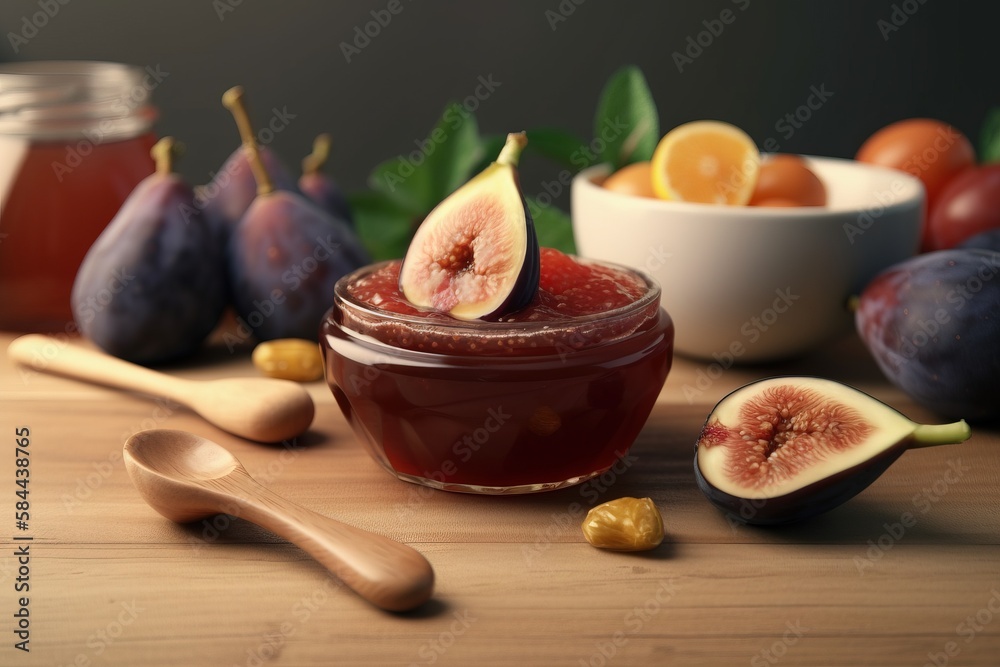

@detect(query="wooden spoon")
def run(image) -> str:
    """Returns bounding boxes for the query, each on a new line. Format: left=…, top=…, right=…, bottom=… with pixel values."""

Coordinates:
left=124, top=429, right=434, bottom=611
left=7, top=334, right=314, bottom=443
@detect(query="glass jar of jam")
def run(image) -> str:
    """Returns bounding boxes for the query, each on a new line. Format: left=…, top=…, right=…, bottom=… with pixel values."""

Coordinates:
left=320, top=251, right=674, bottom=494
left=0, top=61, right=159, bottom=332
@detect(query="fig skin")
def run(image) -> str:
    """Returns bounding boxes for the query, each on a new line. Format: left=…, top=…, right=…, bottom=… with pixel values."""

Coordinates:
left=299, top=171, right=353, bottom=226
left=398, top=132, right=540, bottom=320
left=299, top=133, right=353, bottom=226
left=855, top=249, right=1000, bottom=422
left=72, top=138, right=226, bottom=365
left=693, top=377, right=972, bottom=526
left=694, top=440, right=906, bottom=526
left=227, top=192, right=368, bottom=341
left=221, top=87, right=368, bottom=342
left=504, top=183, right=540, bottom=318
left=956, top=229, right=1000, bottom=253
left=200, top=144, right=299, bottom=247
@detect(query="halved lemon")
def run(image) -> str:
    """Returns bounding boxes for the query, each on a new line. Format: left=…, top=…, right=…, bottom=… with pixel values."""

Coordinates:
left=650, top=120, right=760, bottom=205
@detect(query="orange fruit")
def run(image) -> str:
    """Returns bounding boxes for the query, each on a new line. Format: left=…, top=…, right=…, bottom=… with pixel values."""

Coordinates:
left=602, top=161, right=656, bottom=198
left=650, top=121, right=760, bottom=205
left=856, top=118, right=974, bottom=212
left=751, top=197, right=801, bottom=208
left=748, top=154, right=827, bottom=207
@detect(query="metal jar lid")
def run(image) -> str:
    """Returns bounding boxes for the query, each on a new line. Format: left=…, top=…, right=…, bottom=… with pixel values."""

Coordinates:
left=0, top=61, right=158, bottom=140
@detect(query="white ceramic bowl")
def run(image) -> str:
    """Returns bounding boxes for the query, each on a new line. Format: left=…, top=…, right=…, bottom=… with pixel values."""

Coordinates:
left=571, top=156, right=924, bottom=362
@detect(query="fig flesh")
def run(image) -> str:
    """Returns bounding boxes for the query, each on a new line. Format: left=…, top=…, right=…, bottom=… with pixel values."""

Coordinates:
left=855, top=249, right=1000, bottom=421
left=398, top=132, right=539, bottom=320
left=694, top=377, right=970, bottom=525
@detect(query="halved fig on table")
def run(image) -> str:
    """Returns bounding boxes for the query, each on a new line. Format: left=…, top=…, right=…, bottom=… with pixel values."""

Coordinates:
left=694, top=377, right=971, bottom=525
left=399, top=132, right=539, bottom=320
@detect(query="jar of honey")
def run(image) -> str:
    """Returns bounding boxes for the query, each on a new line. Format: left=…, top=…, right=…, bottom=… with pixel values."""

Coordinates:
left=0, top=61, right=159, bottom=332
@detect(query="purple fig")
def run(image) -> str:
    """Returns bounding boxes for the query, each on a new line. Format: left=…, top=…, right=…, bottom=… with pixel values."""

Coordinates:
left=198, top=129, right=298, bottom=249
left=72, top=137, right=226, bottom=364
left=299, top=133, right=353, bottom=226
left=957, top=229, right=1000, bottom=253
left=856, top=249, right=1000, bottom=421
left=222, top=87, right=368, bottom=342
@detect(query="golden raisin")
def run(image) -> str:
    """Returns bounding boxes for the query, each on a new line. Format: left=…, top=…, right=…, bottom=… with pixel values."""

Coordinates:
left=582, top=497, right=664, bottom=551
left=251, top=339, right=324, bottom=382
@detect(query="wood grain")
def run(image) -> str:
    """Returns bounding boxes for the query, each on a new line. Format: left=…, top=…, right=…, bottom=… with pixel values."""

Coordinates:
left=1, top=332, right=998, bottom=666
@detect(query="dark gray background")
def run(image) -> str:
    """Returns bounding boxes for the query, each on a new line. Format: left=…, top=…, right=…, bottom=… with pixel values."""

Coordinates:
left=1, top=0, right=995, bottom=202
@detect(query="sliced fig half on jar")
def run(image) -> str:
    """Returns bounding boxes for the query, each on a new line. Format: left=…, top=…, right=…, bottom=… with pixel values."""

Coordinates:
left=694, top=376, right=971, bottom=526
left=398, top=132, right=540, bottom=320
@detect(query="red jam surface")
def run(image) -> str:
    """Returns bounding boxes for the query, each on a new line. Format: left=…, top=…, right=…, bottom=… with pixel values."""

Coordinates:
left=339, top=249, right=657, bottom=356
left=321, top=249, right=674, bottom=492
left=351, top=248, right=646, bottom=319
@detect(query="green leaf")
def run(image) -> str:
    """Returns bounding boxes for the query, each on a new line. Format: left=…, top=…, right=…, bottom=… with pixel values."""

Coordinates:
left=347, top=190, right=417, bottom=261
left=367, top=102, right=484, bottom=214
left=979, top=108, right=1000, bottom=164
left=424, top=103, right=484, bottom=202
left=593, top=65, right=660, bottom=169
left=367, top=153, right=437, bottom=216
left=526, top=197, right=576, bottom=254
left=525, top=127, right=589, bottom=169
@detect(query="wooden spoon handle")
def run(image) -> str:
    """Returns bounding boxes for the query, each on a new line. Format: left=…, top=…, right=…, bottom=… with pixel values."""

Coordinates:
left=235, top=480, right=434, bottom=611
left=7, top=334, right=188, bottom=400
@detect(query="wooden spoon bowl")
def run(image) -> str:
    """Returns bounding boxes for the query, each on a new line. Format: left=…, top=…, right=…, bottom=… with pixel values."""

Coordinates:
left=124, top=429, right=435, bottom=611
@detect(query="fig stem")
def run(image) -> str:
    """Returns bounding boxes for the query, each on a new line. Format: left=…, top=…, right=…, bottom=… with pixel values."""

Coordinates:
left=845, top=295, right=860, bottom=313
left=150, top=137, right=178, bottom=175
left=910, top=420, right=972, bottom=448
left=302, top=133, right=331, bottom=175
left=496, top=132, right=528, bottom=167
left=222, top=86, right=274, bottom=196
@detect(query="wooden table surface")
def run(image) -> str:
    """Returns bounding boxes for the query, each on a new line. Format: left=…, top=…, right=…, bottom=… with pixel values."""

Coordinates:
left=1, top=329, right=997, bottom=667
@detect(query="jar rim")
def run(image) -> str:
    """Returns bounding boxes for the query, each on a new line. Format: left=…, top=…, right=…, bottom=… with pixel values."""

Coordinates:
left=0, top=60, right=157, bottom=139
left=334, top=258, right=662, bottom=331
left=0, top=60, right=145, bottom=84
left=329, top=257, right=666, bottom=357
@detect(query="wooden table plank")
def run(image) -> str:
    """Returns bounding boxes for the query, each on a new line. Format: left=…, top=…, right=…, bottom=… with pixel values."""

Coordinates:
left=1, top=331, right=998, bottom=666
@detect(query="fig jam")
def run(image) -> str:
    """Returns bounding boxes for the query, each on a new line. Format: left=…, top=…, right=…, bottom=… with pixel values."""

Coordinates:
left=0, top=135, right=155, bottom=331
left=0, top=61, right=159, bottom=332
left=320, top=250, right=674, bottom=494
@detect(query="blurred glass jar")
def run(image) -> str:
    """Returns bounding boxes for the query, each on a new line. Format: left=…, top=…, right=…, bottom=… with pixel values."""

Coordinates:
left=0, top=61, right=159, bottom=332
